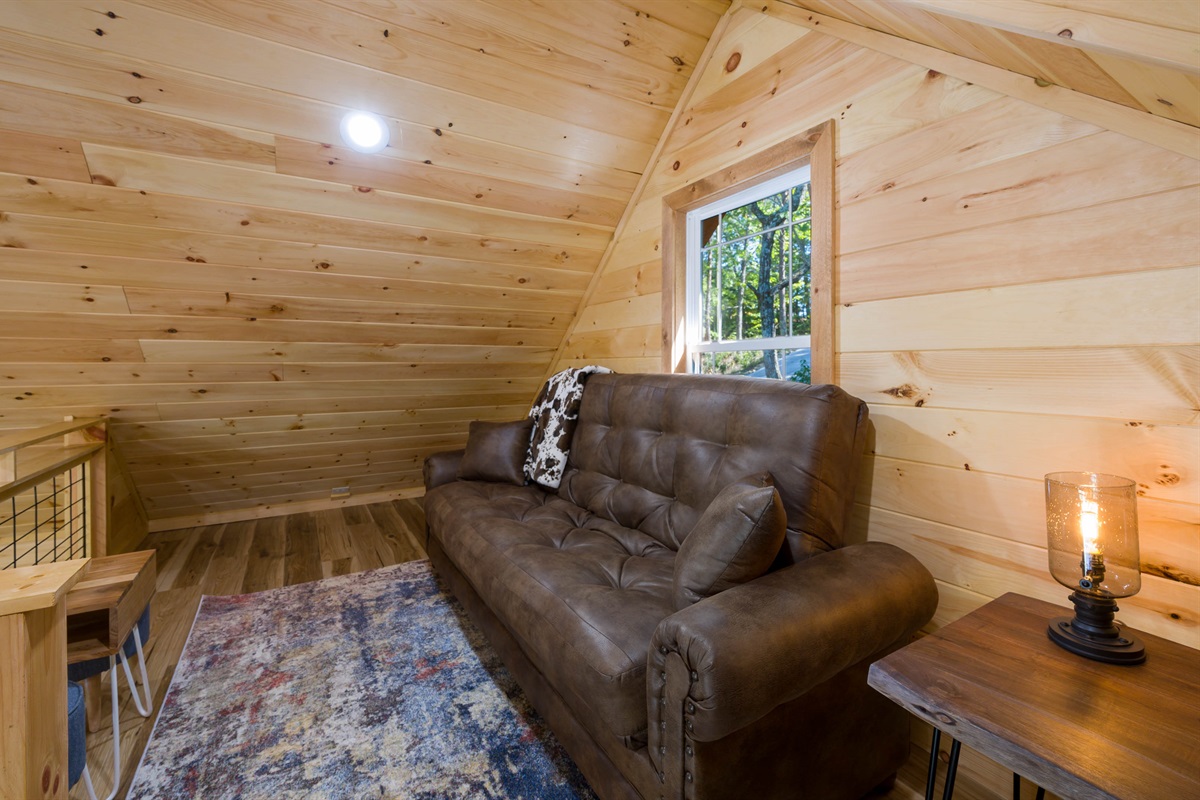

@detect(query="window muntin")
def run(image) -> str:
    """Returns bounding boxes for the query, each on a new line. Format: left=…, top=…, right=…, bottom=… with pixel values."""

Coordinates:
left=686, top=165, right=812, bottom=382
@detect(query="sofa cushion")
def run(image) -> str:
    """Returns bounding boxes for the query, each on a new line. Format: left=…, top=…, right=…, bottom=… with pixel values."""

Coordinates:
left=559, top=373, right=869, bottom=564
left=673, top=472, right=787, bottom=610
left=425, top=480, right=674, bottom=748
left=457, top=419, right=533, bottom=485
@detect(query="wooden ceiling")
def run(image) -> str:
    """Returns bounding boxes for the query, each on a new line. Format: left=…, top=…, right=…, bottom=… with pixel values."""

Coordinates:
left=780, top=0, right=1200, bottom=126
left=0, top=0, right=1195, bottom=531
left=0, top=0, right=727, bottom=528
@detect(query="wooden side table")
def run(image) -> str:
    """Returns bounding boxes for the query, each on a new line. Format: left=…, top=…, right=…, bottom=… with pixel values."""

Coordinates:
left=65, top=550, right=156, bottom=666
left=868, top=592, right=1200, bottom=800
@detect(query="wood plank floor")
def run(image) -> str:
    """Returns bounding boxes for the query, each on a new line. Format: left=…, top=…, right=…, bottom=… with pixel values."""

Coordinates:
left=72, top=498, right=1005, bottom=800
left=70, top=499, right=427, bottom=800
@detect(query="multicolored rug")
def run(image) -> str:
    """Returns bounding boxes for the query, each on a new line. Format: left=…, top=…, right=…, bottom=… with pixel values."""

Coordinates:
left=128, top=560, right=597, bottom=799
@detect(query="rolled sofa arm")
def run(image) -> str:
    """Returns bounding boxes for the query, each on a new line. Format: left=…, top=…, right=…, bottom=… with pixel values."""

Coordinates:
left=647, top=541, right=936, bottom=746
left=423, top=449, right=465, bottom=491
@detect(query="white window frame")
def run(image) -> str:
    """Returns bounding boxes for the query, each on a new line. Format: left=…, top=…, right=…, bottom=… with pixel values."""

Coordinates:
left=684, top=164, right=812, bottom=375
left=661, top=121, right=834, bottom=384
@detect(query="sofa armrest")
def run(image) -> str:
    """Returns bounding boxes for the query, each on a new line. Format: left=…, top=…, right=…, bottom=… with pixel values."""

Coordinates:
left=647, top=541, right=936, bottom=747
left=423, top=449, right=466, bottom=491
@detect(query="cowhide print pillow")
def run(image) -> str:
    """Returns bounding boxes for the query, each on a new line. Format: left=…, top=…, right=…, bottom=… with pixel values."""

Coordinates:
left=525, top=366, right=611, bottom=489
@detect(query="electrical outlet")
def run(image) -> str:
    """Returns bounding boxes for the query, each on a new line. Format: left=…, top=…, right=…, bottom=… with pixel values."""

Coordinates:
left=330, top=486, right=351, bottom=499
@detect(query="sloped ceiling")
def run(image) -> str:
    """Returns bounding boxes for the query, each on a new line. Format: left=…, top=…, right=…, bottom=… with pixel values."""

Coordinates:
left=779, top=0, right=1200, bottom=125
left=0, top=0, right=728, bottom=528
left=2, top=0, right=1196, bottom=531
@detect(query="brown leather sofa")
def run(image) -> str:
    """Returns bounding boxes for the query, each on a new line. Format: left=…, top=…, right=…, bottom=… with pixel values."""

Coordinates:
left=423, top=373, right=938, bottom=800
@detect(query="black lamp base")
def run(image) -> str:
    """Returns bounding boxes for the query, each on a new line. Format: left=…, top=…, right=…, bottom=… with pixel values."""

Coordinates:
left=1047, top=590, right=1146, bottom=665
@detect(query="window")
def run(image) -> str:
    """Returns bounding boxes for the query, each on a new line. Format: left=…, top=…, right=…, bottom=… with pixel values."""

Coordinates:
left=687, top=166, right=812, bottom=382
left=662, top=122, right=833, bottom=384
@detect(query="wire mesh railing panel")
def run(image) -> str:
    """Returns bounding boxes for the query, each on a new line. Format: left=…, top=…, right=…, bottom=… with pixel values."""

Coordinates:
left=0, top=462, right=88, bottom=569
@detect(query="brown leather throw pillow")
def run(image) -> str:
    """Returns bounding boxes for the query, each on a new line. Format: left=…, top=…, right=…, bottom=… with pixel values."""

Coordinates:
left=673, top=472, right=788, bottom=610
left=457, top=419, right=535, bottom=486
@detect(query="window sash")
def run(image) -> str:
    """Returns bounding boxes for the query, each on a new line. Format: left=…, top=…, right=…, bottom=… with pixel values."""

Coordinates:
left=692, top=334, right=811, bottom=354
left=685, top=165, right=811, bottom=363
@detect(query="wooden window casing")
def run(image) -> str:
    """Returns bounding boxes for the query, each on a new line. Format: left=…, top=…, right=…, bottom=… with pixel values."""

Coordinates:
left=662, top=121, right=834, bottom=383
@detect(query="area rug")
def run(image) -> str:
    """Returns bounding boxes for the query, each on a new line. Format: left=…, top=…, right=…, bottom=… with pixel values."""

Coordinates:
left=128, top=560, right=597, bottom=799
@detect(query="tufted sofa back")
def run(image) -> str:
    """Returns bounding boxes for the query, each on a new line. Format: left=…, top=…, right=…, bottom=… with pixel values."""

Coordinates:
left=558, top=373, right=870, bottom=564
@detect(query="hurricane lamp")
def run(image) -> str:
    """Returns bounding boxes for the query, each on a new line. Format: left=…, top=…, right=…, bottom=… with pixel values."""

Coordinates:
left=1044, top=472, right=1145, bottom=664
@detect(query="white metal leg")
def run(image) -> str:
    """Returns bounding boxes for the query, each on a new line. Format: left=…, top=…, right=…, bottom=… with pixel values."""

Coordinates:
left=80, top=764, right=99, bottom=800
left=118, top=627, right=154, bottom=718
left=102, top=654, right=121, bottom=800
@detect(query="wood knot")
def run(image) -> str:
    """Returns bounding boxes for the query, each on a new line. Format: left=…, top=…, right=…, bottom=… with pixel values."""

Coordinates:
left=1156, top=471, right=1180, bottom=486
left=724, top=51, right=741, bottom=73
left=1057, top=28, right=1073, bottom=39
left=883, top=383, right=921, bottom=400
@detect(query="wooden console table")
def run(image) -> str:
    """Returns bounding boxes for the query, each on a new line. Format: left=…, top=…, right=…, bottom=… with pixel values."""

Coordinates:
left=868, top=592, right=1200, bottom=800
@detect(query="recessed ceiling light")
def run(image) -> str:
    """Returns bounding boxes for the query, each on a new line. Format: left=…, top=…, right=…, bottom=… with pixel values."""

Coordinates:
left=339, top=111, right=389, bottom=153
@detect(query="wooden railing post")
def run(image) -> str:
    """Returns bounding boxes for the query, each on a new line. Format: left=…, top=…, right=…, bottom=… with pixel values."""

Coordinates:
left=0, top=559, right=89, bottom=800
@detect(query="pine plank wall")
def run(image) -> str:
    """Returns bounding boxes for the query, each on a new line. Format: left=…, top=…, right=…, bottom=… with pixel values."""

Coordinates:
left=0, top=0, right=727, bottom=532
left=552, top=5, right=1200, bottom=653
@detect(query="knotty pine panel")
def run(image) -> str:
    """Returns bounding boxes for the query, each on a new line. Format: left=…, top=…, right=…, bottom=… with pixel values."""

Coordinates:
left=0, top=362, right=543, bottom=389
left=0, top=129, right=91, bottom=183
left=839, top=131, right=1199, bottom=254
left=0, top=213, right=591, bottom=279
left=868, top=405, right=1199, bottom=506
left=0, top=279, right=131, bottom=315
left=588, top=260, right=664, bottom=306
left=273, top=137, right=629, bottom=225
left=122, top=435, right=464, bottom=472
left=136, top=340, right=555, bottom=365
left=840, top=266, right=1200, bottom=352
left=839, top=346, right=1198, bottom=424
left=114, top=404, right=527, bottom=443
left=837, top=95, right=1101, bottom=203
left=1088, top=51, right=1200, bottom=127
left=839, top=186, right=1200, bottom=304
left=150, top=389, right=538, bottom=423
left=149, top=482, right=425, bottom=527
left=0, top=248, right=593, bottom=298
left=77, top=147, right=614, bottom=249
left=144, top=469, right=425, bottom=512
left=0, top=177, right=606, bottom=266
left=122, top=287, right=568, bottom=331
left=136, top=459, right=423, bottom=497
left=0, top=377, right=543, bottom=412
left=0, top=80, right=276, bottom=169
left=120, top=420, right=475, bottom=458
left=859, top=456, right=1198, bottom=587
left=858, top=504, right=1198, bottom=648
left=130, top=452, right=423, bottom=489
left=0, top=312, right=563, bottom=349
left=0, top=339, right=147, bottom=364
